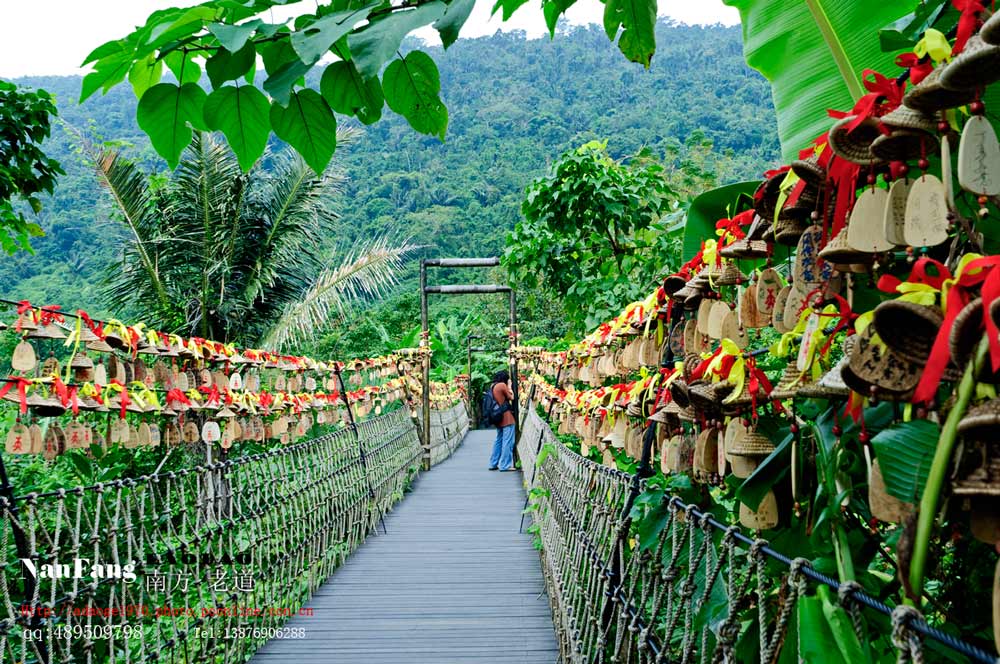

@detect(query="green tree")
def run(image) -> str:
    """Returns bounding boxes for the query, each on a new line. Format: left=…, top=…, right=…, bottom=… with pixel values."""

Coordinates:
left=0, top=81, right=64, bottom=252
left=94, top=131, right=417, bottom=348
left=503, top=140, right=678, bottom=332
left=81, top=0, right=663, bottom=173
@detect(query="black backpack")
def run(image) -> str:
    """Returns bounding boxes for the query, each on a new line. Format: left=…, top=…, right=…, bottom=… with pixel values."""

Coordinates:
left=481, top=384, right=510, bottom=427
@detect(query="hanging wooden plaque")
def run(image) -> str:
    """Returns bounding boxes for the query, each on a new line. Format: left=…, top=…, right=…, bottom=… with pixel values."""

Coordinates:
left=11, top=341, right=36, bottom=373
left=182, top=420, right=199, bottom=443
left=796, top=312, right=821, bottom=372
left=125, top=425, right=141, bottom=449
left=772, top=286, right=791, bottom=333
left=784, top=285, right=809, bottom=331
left=883, top=178, right=912, bottom=246
left=869, top=459, right=910, bottom=523
left=720, top=310, right=747, bottom=349
left=730, top=455, right=757, bottom=480
left=707, top=301, right=729, bottom=339
left=668, top=321, right=685, bottom=356
left=794, top=225, right=832, bottom=287
left=6, top=423, right=29, bottom=454
left=696, top=299, right=713, bottom=335
left=958, top=115, right=1000, bottom=196
left=740, top=283, right=765, bottom=329
left=847, top=187, right=893, bottom=252
left=43, top=426, right=61, bottom=460
left=739, top=491, right=778, bottom=530
left=65, top=421, right=88, bottom=449
left=755, top=268, right=783, bottom=317
left=942, top=134, right=955, bottom=207
left=201, top=420, right=221, bottom=444
left=28, top=424, right=42, bottom=454
left=904, top=174, right=949, bottom=247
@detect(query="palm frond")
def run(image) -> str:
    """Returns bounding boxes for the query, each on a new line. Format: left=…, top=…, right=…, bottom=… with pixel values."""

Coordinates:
left=92, top=148, right=175, bottom=319
left=231, top=136, right=354, bottom=336
left=260, top=237, right=421, bottom=350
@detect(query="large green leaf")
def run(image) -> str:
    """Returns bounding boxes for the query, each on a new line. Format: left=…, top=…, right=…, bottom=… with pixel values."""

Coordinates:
left=348, top=2, right=447, bottom=78
left=202, top=86, right=270, bottom=171
left=603, top=0, right=657, bottom=67
left=269, top=90, right=337, bottom=175
left=164, top=51, right=202, bottom=85
left=128, top=54, right=163, bottom=98
left=383, top=50, right=448, bottom=140
left=798, top=592, right=848, bottom=663
left=208, top=19, right=262, bottom=52
left=681, top=180, right=758, bottom=262
left=261, top=39, right=311, bottom=104
left=434, top=0, right=476, bottom=49
left=320, top=60, right=384, bottom=125
left=290, top=6, right=374, bottom=65
left=722, top=0, right=912, bottom=160
left=206, top=42, right=256, bottom=88
left=870, top=419, right=941, bottom=503
left=136, top=83, right=207, bottom=169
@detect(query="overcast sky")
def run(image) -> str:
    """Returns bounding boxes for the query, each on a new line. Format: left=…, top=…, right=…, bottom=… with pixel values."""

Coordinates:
left=0, top=0, right=739, bottom=78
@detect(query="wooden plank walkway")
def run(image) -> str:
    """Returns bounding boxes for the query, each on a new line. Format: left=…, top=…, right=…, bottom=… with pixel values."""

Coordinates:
left=253, top=428, right=559, bottom=664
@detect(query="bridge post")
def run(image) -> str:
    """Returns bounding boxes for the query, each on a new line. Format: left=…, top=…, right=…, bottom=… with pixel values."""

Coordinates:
left=509, top=289, right=519, bottom=444
left=420, top=259, right=431, bottom=471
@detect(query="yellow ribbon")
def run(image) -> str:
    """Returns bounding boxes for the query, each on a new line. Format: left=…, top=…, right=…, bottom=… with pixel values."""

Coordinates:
left=915, top=28, right=952, bottom=63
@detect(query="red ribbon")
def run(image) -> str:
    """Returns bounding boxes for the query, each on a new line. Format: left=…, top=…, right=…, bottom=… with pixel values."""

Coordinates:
left=895, top=53, right=933, bottom=86
left=51, top=375, right=79, bottom=416
left=38, top=305, right=64, bottom=327
left=77, top=310, right=105, bottom=340
left=913, top=256, right=1000, bottom=403
left=827, top=155, right=862, bottom=237
left=877, top=257, right=951, bottom=294
left=110, top=379, right=129, bottom=419
left=0, top=377, right=31, bottom=414
left=198, top=384, right=221, bottom=406
left=952, top=0, right=985, bottom=55
left=689, top=347, right=723, bottom=381
left=15, top=301, right=35, bottom=331
left=844, top=391, right=865, bottom=423
left=715, top=209, right=753, bottom=246
left=165, top=389, right=191, bottom=408
left=837, top=70, right=904, bottom=133
left=815, top=294, right=858, bottom=357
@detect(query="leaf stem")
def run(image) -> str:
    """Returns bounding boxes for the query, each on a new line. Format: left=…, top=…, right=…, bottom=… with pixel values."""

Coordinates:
left=803, top=0, right=863, bottom=101
left=906, top=334, right=989, bottom=605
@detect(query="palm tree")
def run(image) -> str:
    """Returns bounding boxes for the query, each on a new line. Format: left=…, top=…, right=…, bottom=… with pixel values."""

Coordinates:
left=93, top=131, right=417, bottom=349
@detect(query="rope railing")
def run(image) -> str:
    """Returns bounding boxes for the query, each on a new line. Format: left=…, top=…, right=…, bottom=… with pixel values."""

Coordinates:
left=0, top=403, right=444, bottom=664
left=519, top=405, right=1000, bottom=664
left=427, top=403, right=470, bottom=467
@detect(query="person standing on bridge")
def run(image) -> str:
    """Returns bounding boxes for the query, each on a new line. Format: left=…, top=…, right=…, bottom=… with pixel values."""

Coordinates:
left=486, top=370, right=517, bottom=472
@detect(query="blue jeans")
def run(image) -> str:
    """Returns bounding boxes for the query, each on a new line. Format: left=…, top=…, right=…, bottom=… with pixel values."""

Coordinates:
left=490, top=424, right=515, bottom=470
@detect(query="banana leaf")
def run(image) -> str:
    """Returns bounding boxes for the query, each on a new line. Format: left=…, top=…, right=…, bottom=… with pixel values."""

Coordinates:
left=722, top=0, right=913, bottom=160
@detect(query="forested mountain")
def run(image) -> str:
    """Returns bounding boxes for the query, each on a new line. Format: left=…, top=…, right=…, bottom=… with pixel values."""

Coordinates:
left=3, top=21, right=780, bottom=346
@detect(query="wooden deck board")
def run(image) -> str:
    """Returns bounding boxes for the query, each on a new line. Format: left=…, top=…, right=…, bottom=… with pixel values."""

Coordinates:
left=252, top=428, right=558, bottom=663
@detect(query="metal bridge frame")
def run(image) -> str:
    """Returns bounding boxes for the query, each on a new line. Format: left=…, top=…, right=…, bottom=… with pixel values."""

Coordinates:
left=419, top=257, right=518, bottom=471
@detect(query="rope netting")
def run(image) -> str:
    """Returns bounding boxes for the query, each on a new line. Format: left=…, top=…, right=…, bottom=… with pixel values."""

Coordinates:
left=0, top=404, right=433, bottom=664
left=427, top=405, right=470, bottom=467
left=519, top=407, right=1000, bottom=664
